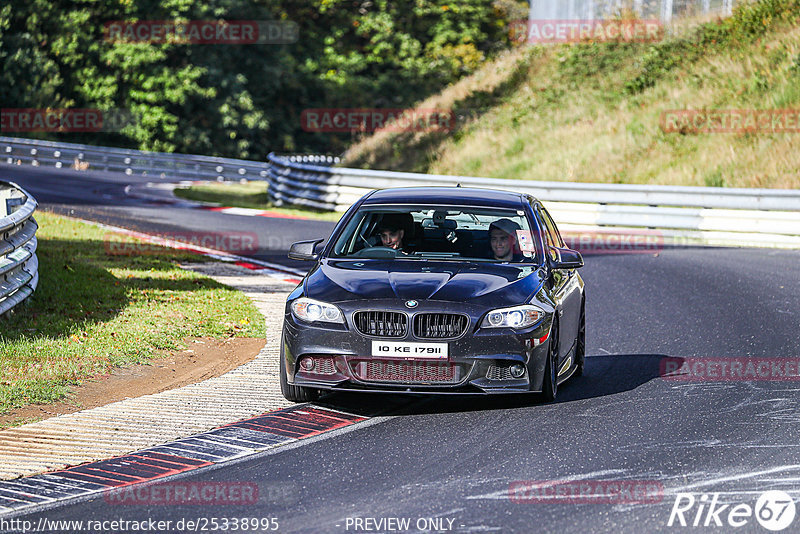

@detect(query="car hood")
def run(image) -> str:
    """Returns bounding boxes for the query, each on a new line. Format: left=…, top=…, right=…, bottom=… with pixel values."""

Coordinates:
left=305, top=259, right=545, bottom=306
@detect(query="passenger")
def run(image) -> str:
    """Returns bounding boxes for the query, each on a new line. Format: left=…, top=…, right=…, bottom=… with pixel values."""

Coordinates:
left=489, top=218, right=524, bottom=262
left=375, top=214, right=408, bottom=251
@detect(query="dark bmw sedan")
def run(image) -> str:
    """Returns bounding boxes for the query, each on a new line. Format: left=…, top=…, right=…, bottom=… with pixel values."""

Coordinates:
left=280, top=187, right=585, bottom=402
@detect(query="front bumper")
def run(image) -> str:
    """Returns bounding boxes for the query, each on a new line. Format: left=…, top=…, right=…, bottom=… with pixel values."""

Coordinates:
left=282, top=300, right=553, bottom=394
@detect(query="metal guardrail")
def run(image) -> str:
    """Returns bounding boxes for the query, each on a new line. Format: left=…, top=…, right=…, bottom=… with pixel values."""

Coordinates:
left=2, top=137, right=799, bottom=249
left=267, top=153, right=800, bottom=249
left=0, top=181, right=38, bottom=317
left=1, top=136, right=272, bottom=183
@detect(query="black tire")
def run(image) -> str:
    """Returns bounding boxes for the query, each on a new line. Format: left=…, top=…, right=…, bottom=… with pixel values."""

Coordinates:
left=575, top=298, right=586, bottom=377
left=542, top=322, right=558, bottom=402
left=280, top=345, right=320, bottom=403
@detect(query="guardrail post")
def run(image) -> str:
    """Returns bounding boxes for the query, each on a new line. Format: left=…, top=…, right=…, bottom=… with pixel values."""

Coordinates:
left=723, top=0, right=733, bottom=15
left=663, top=0, right=674, bottom=22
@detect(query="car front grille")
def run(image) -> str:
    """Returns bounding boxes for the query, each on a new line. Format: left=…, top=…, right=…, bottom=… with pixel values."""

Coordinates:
left=351, top=360, right=460, bottom=384
left=413, top=313, right=469, bottom=339
left=354, top=311, right=408, bottom=338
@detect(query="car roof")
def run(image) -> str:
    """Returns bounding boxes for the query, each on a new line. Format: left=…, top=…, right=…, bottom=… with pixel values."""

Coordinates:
left=361, top=187, right=532, bottom=209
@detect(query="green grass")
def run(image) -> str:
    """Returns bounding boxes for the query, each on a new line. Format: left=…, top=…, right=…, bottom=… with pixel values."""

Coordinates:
left=344, top=0, right=800, bottom=189
left=174, top=182, right=343, bottom=221
left=0, top=212, right=266, bottom=419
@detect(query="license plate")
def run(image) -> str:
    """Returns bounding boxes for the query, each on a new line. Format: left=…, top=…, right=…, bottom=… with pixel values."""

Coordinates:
left=371, top=341, right=448, bottom=359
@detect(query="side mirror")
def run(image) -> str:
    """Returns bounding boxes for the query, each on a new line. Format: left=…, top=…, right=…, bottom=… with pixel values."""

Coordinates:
left=550, top=247, right=584, bottom=270
left=288, top=239, right=324, bottom=261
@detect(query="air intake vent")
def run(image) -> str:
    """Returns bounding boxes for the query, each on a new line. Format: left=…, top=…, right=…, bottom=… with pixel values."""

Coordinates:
left=354, top=311, right=407, bottom=338
left=351, top=360, right=460, bottom=384
left=413, top=313, right=469, bottom=339
left=486, top=364, right=513, bottom=380
left=315, top=358, right=336, bottom=375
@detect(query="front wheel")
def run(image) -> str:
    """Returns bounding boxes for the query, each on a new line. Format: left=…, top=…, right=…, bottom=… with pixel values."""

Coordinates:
left=280, top=345, right=320, bottom=403
left=575, top=299, right=586, bottom=377
left=541, top=323, right=558, bottom=402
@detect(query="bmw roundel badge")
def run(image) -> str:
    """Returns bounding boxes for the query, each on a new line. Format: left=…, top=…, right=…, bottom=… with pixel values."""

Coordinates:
left=405, top=300, right=419, bottom=308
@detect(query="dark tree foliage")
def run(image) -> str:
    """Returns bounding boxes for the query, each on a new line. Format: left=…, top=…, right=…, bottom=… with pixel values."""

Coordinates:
left=1, top=0, right=520, bottom=159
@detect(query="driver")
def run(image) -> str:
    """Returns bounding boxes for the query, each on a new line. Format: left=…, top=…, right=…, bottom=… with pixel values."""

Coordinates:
left=375, top=213, right=407, bottom=251
left=489, top=218, right=524, bottom=262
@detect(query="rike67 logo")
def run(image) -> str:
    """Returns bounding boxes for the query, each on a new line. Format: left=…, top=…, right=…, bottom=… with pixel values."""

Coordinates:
left=668, top=491, right=796, bottom=531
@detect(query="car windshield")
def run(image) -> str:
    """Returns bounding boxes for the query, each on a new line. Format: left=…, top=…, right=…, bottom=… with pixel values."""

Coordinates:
left=331, top=205, right=541, bottom=264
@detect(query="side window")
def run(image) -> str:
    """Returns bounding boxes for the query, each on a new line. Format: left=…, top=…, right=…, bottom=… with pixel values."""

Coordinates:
left=535, top=206, right=562, bottom=262
left=539, top=207, right=565, bottom=248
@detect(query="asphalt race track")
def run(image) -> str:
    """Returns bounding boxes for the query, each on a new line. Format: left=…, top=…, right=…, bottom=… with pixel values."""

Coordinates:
left=3, top=165, right=336, bottom=272
left=4, top=164, right=800, bottom=533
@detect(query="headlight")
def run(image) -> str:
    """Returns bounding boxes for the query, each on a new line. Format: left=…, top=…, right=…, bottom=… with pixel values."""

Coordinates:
left=291, top=297, right=344, bottom=324
left=481, top=305, right=544, bottom=329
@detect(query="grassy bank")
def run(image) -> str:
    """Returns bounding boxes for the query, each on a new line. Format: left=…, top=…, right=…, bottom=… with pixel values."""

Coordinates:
left=174, top=183, right=342, bottom=221
left=0, top=212, right=266, bottom=420
left=344, top=0, right=800, bottom=189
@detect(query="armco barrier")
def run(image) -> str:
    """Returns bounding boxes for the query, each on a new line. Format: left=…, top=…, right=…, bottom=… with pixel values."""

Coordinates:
left=1, top=136, right=275, bottom=182
left=2, top=137, right=799, bottom=249
left=0, top=181, right=38, bottom=316
left=266, top=153, right=800, bottom=249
